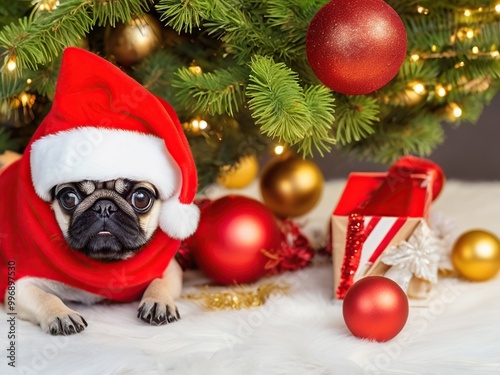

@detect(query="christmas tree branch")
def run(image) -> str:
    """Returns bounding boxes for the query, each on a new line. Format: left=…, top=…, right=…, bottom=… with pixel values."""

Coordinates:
left=246, top=55, right=335, bottom=156
left=173, top=66, right=248, bottom=116
left=299, top=85, right=336, bottom=156
left=131, top=49, right=184, bottom=107
left=333, top=95, right=378, bottom=145
left=156, top=0, right=207, bottom=33
left=348, top=112, right=444, bottom=163
left=0, top=0, right=152, bottom=74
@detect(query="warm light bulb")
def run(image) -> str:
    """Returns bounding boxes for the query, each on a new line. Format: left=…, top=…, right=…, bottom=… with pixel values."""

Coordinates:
left=7, top=59, right=16, bottom=71
left=450, top=103, right=462, bottom=118
left=466, top=29, right=474, bottom=39
left=410, top=54, right=420, bottom=62
left=472, top=46, right=479, bottom=54
left=412, top=83, right=425, bottom=94
left=199, top=120, right=208, bottom=130
left=26, top=78, right=32, bottom=84
left=35, top=0, right=60, bottom=12
left=464, top=9, right=471, bottom=17
left=454, top=61, right=465, bottom=69
left=183, top=117, right=209, bottom=135
left=431, top=45, right=437, bottom=52
left=417, top=6, right=429, bottom=15
left=436, top=85, right=447, bottom=97
left=19, top=93, right=30, bottom=106
left=188, top=65, right=203, bottom=75
left=495, top=4, right=500, bottom=13
left=491, top=51, right=500, bottom=58
left=274, top=145, right=285, bottom=155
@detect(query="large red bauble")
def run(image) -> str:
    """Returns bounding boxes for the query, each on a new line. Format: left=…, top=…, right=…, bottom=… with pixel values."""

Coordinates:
left=342, top=276, right=409, bottom=342
left=306, top=0, right=407, bottom=95
left=190, top=195, right=281, bottom=284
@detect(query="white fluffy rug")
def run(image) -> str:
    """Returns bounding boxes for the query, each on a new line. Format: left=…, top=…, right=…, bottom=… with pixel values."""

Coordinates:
left=2, top=180, right=500, bottom=375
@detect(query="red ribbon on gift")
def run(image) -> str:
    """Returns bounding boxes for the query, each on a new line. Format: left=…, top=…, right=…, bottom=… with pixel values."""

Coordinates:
left=336, top=213, right=365, bottom=299
left=335, top=156, right=444, bottom=299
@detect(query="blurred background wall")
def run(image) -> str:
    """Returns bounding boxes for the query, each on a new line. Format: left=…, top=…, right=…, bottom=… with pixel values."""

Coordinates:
left=317, top=94, right=500, bottom=181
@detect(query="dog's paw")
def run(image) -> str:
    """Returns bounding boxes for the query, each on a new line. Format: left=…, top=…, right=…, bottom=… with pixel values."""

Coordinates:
left=137, top=300, right=180, bottom=326
left=43, top=313, right=88, bottom=336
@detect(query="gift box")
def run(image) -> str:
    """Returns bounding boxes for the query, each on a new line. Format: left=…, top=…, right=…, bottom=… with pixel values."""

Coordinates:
left=331, top=157, right=444, bottom=302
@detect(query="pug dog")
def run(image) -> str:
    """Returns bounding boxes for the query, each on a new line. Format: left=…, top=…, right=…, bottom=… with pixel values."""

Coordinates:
left=1, top=48, right=199, bottom=336
left=14, top=178, right=184, bottom=335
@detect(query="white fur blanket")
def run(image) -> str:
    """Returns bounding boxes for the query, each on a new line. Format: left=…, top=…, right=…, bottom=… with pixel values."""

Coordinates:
left=2, top=180, right=500, bottom=375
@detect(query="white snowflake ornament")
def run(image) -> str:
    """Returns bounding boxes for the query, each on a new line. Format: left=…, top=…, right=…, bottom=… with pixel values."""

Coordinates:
left=381, top=220, right=441, bottom=292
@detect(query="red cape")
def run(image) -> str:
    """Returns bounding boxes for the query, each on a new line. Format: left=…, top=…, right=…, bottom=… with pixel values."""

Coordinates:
left=0, top=156, right=179, bottom=303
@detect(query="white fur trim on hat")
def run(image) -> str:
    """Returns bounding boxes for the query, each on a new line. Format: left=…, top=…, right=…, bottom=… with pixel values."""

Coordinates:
left=30, top=127, right=199, bottom=239
left=160, top=198, right=200, bottom=240
left=30, top=127, right=179, bottom=201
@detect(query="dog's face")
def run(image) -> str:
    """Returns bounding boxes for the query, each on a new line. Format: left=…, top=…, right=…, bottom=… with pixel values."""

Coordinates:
left=51, top=179, right=161, bottom=262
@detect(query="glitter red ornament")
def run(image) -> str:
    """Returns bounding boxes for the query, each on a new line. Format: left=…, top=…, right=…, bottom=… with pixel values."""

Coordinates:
left=342, top=276, right=409, bottom=342
left=306, top=0, right=407, bottom=95
left=190, top=195, right=281, bottom=284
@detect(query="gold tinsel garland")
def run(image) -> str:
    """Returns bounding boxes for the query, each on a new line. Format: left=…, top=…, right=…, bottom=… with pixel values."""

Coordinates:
left=182, top=282, right=290, bottom=311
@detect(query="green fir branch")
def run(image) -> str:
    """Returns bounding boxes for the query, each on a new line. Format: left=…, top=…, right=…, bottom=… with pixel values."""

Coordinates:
left=299, top=85, right=336, bottom=156
left=0, top=0, right=152, bottom=74
left=398, top=60, right=441, bottom=84
left=156, top=0, right=208, bottom=33
left=173, top=66, right=248, bottom=116
left=0, top=1, right=91, bottom=73
left=92, top=0, right=152, bottom=27
left=246, top=55, right=311, bottom=142
left=28, top=56, right=61, bottom=98
left=131, top=49, right=184, bottom=108
left=247, top=55, right=335, bottom=156
left=403, top=11, right=455, bottom=54
left=333, top=95, right=378, bottom=145
left=0, top=74, right=29, bottom=102
left=348, top=114, right=444, bottom=163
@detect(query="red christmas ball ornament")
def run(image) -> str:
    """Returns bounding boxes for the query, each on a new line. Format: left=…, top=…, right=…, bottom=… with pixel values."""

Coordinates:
left=306, top=0, right=407, bottom=95
left=190, top=195, right=281, bottom=284
left=342, top=276, right=409, bottom=342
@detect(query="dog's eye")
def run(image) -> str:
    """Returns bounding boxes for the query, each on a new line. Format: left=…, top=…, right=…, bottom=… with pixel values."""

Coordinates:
left=58, top=189, right=80, bottom=211
left=130, top=189, right=154, bottom=213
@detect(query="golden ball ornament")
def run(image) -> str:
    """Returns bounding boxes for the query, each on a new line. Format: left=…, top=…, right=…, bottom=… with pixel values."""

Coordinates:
left=104, top=14, right=162, bottom=67
left=451, top=230, right=500, bottom=281
left=217, top=155, right=259, bottom=189
left=260, top=155, right=324, bottom=218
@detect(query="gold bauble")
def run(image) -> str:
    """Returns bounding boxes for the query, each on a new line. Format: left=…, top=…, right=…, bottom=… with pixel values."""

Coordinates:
left=217, top=155, right=259, bottom=189
left=260, top=154, right=324, bottom=218
left=104, top=14, right=162, bottom=67
left=451, top=230, right=500, bottom=281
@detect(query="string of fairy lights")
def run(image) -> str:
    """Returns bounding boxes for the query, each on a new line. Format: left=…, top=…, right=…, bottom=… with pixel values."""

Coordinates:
left=407, top=3, right=500, bottom=121
left=1, top=1, right=500, bottom=151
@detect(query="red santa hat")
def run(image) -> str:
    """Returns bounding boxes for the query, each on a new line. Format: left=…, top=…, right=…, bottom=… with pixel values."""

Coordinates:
left=29, top=47, right=199, bottom=240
